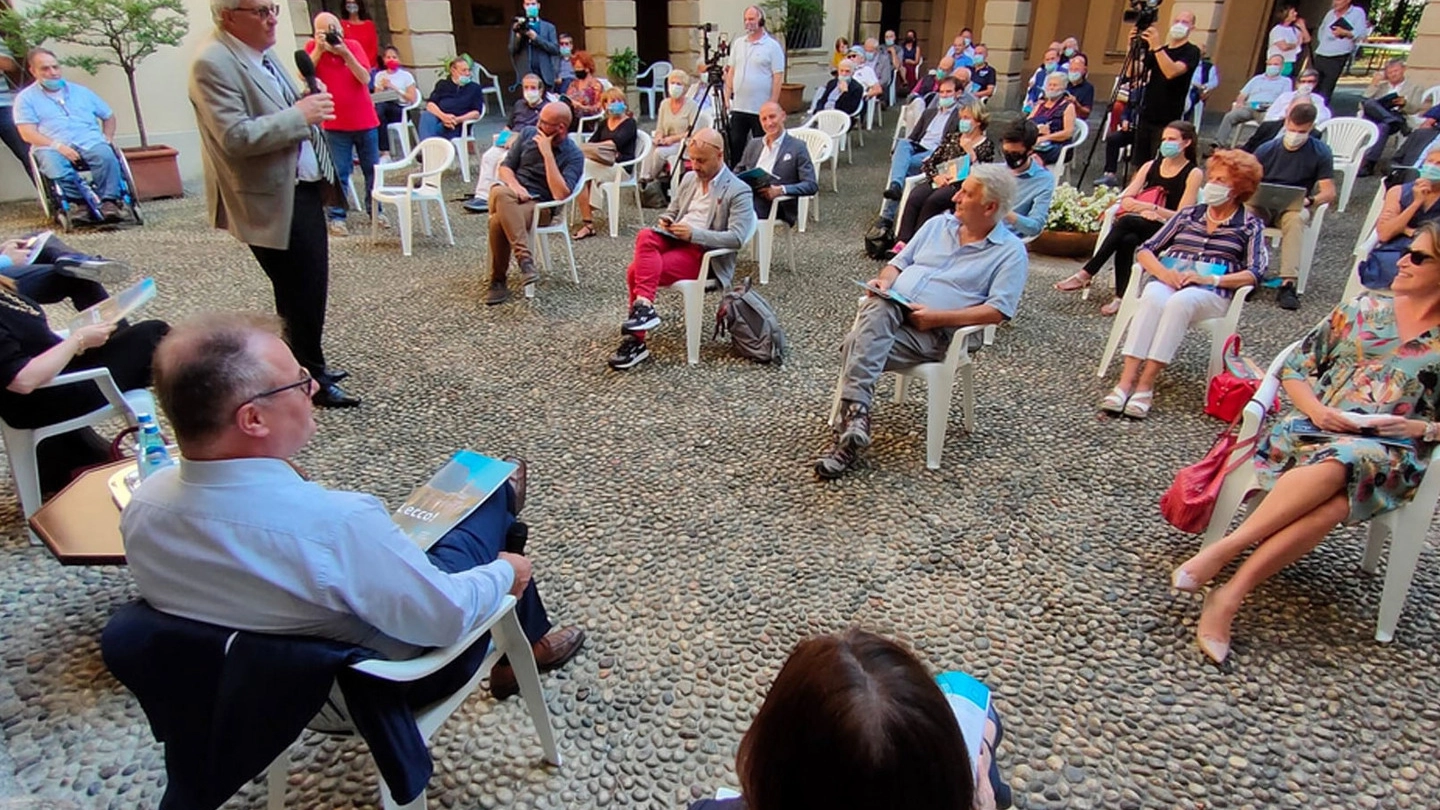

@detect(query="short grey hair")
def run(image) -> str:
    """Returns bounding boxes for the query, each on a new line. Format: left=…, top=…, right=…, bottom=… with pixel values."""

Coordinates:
left=967, top=164, right=1017, bottom=219
left=210, top=0, right=243, bottom=24
left=1385, top=57, right=1407, bottom=70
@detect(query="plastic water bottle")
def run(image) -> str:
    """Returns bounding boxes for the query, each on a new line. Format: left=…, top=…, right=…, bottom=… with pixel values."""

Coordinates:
left=135, top=413, right=174, bottom=480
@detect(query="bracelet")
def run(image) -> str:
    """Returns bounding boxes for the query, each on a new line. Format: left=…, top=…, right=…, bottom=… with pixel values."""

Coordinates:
left=1425, top=421, right=1440, bottom=442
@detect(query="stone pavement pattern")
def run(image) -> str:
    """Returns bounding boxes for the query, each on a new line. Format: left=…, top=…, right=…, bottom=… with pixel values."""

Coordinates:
left=0, top=120, right=1437, bottom=809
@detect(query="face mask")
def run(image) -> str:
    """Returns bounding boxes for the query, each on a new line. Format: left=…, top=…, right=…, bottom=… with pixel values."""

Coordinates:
left=838, top=73, right=852, bottom=82
left=1043, top=61, right=1058, bottom=73
left=40, top=78, right=64, bottom=92
left=1420, top=164, right=1440, bottom=182
left=456, top=75, right=472, bottom=86
left=1282, top=130, right=1308, bottom=149
left=1298, top=83, right=1315, bottom=94
left=932, top=68, right=947, bottom=78
left=607, top=102, right=626, bottom=116
left=1169, top=23, right=1189, bottom=41
left=1265, top=64, right=1282, bottom=78
left=1159, top=141, right=1182, bottom=158
left=1044, top=88, right=1063, bottom=100
left=1068, top=71, right=1083, bottom=83
left=524, top=4, right=539, bottom=17
left=885, top=37, right=895, bottom=45
left=974, top=56, right=985, bottom=66
left=668, top=83, right=685, bottom=98
left=865, top=50, right=877, bottom=61
left=957, top=118, right=974, bottom=134
left=524, top=88, right=542, bottom=104
left=1004, top=151, right=1029, bottom=170
left=384, top=58, right=400, bottom=71
left=1200, top=182, right=1231, bottom=206
left=560, top=45, right=572, bottom=56
left=575, top=69, right=588, bottom=79
left=345, top=2, right=358, bottom=13
left=1063, top=47, right=1075, bottom=57
left=937, top=95, right=956, bottom=109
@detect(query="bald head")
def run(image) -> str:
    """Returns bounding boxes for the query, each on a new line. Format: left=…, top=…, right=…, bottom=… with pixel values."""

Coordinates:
left=153, top=313, right=286, bottom=449
left=537, top=101, right=572, bottom=139
left=689, top=127, right=725, bottom=179
left=312, top=11, right=340, bottom=35
left=691, top=127, right=724, bottom=154
left=759, top=102, right=785, bottom=138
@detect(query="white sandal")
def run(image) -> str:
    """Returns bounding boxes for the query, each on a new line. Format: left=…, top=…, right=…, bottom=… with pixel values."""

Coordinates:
left=1123, top=389, right=1154, bottom=419
left=1100, top=386, right=1130, bottom=414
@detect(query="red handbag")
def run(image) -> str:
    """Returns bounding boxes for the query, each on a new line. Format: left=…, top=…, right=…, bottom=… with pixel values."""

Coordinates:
left=1132, top=185, right=1166, bottom=208
left=1160, top=416, right=1260, bottom=534
left=1205, top=334, right=1260, bottom=422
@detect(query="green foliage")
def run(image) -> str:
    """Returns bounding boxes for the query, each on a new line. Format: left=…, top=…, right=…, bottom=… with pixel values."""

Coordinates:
left=760, top=0, right=825, bottom=54
left=1365, top=0, right=1424, bottom=40
left=0, top=7, right=34, bottom=66
left=606, top=46, right=640, bottom=90
left=436, top=53, right=475, bottom=79
left=23, top=0, right=189, bottom=147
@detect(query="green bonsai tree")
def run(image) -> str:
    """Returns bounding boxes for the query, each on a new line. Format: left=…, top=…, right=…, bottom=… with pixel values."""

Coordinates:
left=23, top=0, right=189, bottom=148
left=606, top=46, right=640, bottom=91
left=760, top=0, right=825, bottom=81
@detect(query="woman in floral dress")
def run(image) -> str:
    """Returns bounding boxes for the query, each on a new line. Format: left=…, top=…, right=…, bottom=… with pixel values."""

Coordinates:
left=1172, top=222, right=1440, bottom=664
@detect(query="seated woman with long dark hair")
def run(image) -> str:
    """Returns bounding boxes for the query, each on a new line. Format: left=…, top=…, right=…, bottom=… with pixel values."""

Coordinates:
left=0, top=245, right=167, bottom=492
left=1173, top=221, right=1440, bottom=664
left=690, top=629, right=1010, bottom=810
left=1056, top=121, right=1202, bottom=315
left=893, top=99, right=995, bottom=250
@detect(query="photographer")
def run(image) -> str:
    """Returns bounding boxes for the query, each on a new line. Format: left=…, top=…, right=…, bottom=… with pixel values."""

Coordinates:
left=1132, top=10, right=1199, bottom=179
left=509, top=0, right=561, bottom=92
left=304, top=12, right=379, bottom=237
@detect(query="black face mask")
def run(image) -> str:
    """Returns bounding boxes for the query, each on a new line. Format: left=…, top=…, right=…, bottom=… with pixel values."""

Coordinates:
left=1003, top=150, right=1029, bottom=169
left=575, top=70, right=588, bottom=79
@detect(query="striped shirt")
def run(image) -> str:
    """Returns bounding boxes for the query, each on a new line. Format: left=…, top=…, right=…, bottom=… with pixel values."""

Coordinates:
left=1140, top=204, right=1268, bottom=295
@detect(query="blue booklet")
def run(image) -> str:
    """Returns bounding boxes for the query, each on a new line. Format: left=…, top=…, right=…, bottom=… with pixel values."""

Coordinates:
left=936, top=670, right=991, bottom=780
left=392, top=450, right=517, bottom=550
left=854, top=279, right=914, bottom=309
left=1160, top=255, right=1227, bottom=282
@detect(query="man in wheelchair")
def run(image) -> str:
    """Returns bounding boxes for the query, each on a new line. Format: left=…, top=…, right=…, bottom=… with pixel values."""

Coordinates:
left=14, top=49, right=126, bottom=222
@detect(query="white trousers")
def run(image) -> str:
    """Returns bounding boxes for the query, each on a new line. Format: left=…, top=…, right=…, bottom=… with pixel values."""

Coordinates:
left=1122, top=281, right=1230, bottom=364
left=472, top=145, right=508, bottom=197
left=640, top=141, right=682, bottom=182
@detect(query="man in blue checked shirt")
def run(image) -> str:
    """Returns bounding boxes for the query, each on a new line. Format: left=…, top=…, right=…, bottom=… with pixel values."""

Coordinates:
left=816, top=163, right=1029, bottom=479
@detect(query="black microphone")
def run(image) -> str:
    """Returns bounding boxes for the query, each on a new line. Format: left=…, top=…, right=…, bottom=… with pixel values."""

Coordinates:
left=294, top=49, right=319, bottom=95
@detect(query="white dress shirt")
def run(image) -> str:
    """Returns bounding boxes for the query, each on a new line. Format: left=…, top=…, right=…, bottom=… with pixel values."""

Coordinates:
left=122, top=457, right=515, bottom=660
left=1264, top=90, right=1333, bottom=123
left=678, top=177, right=715, bottom=231
left=757, top=131, right=786, bottom=175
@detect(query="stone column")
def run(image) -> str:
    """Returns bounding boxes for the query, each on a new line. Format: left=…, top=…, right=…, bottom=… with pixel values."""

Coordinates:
left=901, top=0, right=934, bottom=56
left=386, top=0, right=456, bottom=97
left=858, top=0, right=882, bottom=43
left=1407, top=0, right=1440, bottom=91
left=669, top=0, right=702, bottom=72
left=584, top=0, right=639, bottom=76
left=980, top=0, right=1032, bottom=108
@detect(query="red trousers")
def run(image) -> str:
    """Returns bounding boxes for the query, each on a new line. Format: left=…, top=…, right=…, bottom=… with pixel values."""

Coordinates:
left=626, top=229, right=705, bottom=339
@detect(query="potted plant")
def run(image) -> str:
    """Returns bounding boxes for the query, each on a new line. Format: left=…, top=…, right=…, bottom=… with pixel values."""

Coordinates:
left=761, top=0, right=825, bottom=114
left=1033, top=183, right=1121, bottom=257
left=24, top=0, right=189, bottom=200
left=606, top=47, right=641, bottom=113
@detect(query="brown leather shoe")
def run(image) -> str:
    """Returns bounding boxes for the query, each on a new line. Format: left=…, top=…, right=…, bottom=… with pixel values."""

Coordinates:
left=488, top=625, right=586, bottom=700
left=484, top=281, right=510, bottom=306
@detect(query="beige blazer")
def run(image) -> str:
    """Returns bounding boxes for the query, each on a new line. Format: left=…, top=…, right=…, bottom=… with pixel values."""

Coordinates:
left=189, top=30, right=314, bottom=250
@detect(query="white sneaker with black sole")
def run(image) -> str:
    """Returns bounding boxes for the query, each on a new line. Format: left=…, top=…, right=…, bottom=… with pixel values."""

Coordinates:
left=622, top=301, right=661, bottom=333
left=607, top=335, right=651, bottom=370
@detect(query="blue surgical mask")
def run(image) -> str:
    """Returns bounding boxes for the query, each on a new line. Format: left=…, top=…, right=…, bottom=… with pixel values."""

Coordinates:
left=937, top=95, right=956, bottom=109
left=40, top=78, right=64, bottom=92
left=607, top=101, right=626, bottom=116
left=1068, top=71, right=1083, bottom=83
left=456, top=75, right=473, bottom=86
left=1420, top=164, right=1440, bottom=182
left=932, top=68, right=947, bottom=78
left=560, top=45, right=572, bottom=56
left=1043, top=61, right=1058, bottom=73
left=1265, top=64, right=1282, bottom=77
left=1159, top=141, right=1182, bottom=158
left=524, top=4, right=539, bottom=17
left=957, top=118, right=974, bottom=134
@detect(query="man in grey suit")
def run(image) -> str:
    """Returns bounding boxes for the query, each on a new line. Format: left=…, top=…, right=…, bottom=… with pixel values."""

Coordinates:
left=609, top=128, right=756, bottom=370
left=509, top=0, right=561, bottom=90
left=189, top=0, right=359, bottom=407
left=736, top=101, right=817, bottom=228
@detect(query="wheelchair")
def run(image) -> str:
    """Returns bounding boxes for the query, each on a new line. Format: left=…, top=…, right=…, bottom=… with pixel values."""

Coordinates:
left=28, top=143, right=143, bottom=233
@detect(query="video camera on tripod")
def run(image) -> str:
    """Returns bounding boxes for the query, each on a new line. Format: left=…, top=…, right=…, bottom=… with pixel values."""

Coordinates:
left=697, top=23, right=729, bottom=86
left=1122, top=0, right=1162, bottom=33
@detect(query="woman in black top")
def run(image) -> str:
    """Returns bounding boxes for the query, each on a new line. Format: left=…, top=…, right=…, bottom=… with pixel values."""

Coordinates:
left=574, top=86, right=639, bottom=240
left=0, top=256, right=167, bottom=491
left=893, top=100, right=996, bottom=248
left=1056, top=120, right=1202, bottom=315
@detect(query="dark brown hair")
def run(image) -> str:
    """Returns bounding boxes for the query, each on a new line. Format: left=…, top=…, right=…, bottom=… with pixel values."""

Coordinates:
left=152, top=312, right=284, bottom=446
left=1162, top=120, right=1199, bottom=162
left=736, top=629, right=975, bottom=810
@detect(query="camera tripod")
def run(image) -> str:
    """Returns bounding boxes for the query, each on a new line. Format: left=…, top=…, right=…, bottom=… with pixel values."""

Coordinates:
left=673, top=25, right=733, bottom=175
left=1075, top=24, right=1152, bottom=186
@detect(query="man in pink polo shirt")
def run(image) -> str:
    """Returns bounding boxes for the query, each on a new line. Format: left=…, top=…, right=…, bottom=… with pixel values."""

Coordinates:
left=304, top=11, right=380, bottom=236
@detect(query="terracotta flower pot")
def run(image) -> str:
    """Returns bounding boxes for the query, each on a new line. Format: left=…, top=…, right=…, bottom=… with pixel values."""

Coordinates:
left=778, top=83, right=806, bottom=114
left=122, top=145, right=183, bottom=201
left=1030, top=229, right=1097, bottom=258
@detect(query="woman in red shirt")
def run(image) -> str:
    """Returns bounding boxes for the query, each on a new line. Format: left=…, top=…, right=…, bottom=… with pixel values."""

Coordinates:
left=306, top=12, right=381, bottom=235
left=340, top=0, right=380, bottom=70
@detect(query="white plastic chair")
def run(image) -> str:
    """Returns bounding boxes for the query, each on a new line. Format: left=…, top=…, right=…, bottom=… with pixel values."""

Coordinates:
left=1201, top=340, right=1439, bottom=643
left=451, top=119, right=481, bottom=183
left=264, top=595, right=560, bottom=809
left=1095, top=265, right=1254, bottom=382
left=597, top=130, right=651, bottom=237
left=789, top=128, right=833, bottom=230
left=386, top=94, right=424, bottom=157
left=371, top=138, right=456, bottom=257
left=526, top=179, right=587, bottom=298
left=800, top=110, right=853, bottom=191
left=1081, top=203, right=1122, bottom=301
left=660, top=230, right=756, bottom=365
left=751, top=193, right=803, bottom=284
left=1262, top=202, right=1329, bottom=295
left=473, top=61, right=505, bottom=119
left=877, top=172, right=927, bottom=222
left=890, top=97, right=924, bottom=155
left=827, top=298, right=985, bottom=470
left=634, top=60, right=672, bottom=119
left=1191, top=99, right=1204, bottom=128
left=1052, top=119, right=1089, bottom=183
left=1316, top=117, right=1379, bottom=213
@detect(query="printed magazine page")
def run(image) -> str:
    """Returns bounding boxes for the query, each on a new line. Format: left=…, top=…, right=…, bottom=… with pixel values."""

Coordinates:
left=393, top=450, right=517, bottom=550
left=67, top=277, right=157, bottom=332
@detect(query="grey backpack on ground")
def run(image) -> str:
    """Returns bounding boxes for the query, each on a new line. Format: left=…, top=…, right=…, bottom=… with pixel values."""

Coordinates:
left=714, top=277, right=786, bottom=365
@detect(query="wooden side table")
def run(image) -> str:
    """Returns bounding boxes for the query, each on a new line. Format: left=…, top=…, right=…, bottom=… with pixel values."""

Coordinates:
left=29, top=459, right=131, bottom=565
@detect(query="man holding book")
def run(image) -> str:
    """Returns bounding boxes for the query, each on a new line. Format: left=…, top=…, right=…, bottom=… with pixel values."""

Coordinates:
left=1359, top=59, right=1428, bottom=176
left=816, top=164, right=1027, bottom=479
left=734, top=102, right=817, bottom=228
left=123, top=313, right=585, bottom=700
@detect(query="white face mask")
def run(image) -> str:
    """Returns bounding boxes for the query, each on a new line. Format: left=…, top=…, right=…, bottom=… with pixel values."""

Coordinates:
left=1282, top=130, right=1308, bottom=149
left=668, top=83, right=685, bottom=98
left=1169, top=23, right=1190, bottom=41
left=524, top=88, right=542, bottom=104
left=1200, top=182, right=1231, bottom=206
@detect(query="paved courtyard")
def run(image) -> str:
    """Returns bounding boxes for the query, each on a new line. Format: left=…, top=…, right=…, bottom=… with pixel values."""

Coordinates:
left=0, top=113, right=1437, bottom=809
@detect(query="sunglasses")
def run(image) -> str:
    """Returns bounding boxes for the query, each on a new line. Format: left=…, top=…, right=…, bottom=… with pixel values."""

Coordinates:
left=1405, top=249, right=1437, bottom=265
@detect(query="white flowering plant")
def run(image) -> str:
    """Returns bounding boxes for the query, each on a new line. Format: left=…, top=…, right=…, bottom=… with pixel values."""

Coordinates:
left=1045, top=183, right=1121, bottom=234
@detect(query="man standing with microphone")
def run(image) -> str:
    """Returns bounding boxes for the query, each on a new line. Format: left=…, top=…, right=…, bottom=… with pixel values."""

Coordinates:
left=189, top=0, right=360, bottom=408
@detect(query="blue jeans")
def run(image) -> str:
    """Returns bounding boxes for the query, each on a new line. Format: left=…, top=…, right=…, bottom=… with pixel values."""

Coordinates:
left=882, top=139, right=927, bottom=219
left=418, top=111, right=462, bottom=141
left=33, top=142, right=121, bottom=203
left=324, top=128, right=379, bottom=221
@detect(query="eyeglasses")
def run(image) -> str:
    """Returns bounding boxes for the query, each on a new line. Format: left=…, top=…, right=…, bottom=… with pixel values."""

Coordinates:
left=233, top=4, right=281, bottom=19
left=240, top=372, right=314, bottom=410
left=1405, top=249, right=1436, bottom=265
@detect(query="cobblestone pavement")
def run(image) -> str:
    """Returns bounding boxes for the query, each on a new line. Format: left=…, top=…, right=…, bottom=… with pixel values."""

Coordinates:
left=0, top=115, right=1436, bottom=810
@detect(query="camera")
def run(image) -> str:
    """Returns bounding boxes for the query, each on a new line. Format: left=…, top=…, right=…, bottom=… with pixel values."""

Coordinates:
left=1122, top=0, right=1161, bottom=31
left=323, top=27, right=343, bottom=46
left=513, top=15, right=534, bottom=35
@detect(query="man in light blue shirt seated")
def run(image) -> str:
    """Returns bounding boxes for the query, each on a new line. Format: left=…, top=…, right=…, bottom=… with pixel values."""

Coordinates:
left=122, top=313, right=586, bottom=700
left=879, top=76, right=963, bottom=223
left=817, top=164, right=1029, bottom=479
left=13, top=48, right=125, bottom=220
left=998, top=118, right=1054, bottom=239
left=1215, top=55, right=1292, bottom=146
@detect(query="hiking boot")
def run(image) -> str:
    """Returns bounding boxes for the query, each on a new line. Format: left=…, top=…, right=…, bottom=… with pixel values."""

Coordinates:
left=484, top=281, right=510, bottom=306
left=622, top=301, right=661, bottom=333
left=607, top=335, right=650, bottom=370
left=1276, top=282, right=1300, bottom=311
left=814, top=435, right=857, bottom=479
left=837, top=400, right=872, bottom=449
left=518, top=257, right=539, bottom=284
